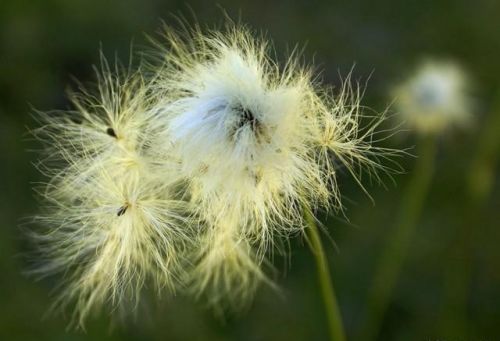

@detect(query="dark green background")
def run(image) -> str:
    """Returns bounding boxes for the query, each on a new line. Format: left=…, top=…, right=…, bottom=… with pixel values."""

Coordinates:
left=1, top=0, right=499, bottom=340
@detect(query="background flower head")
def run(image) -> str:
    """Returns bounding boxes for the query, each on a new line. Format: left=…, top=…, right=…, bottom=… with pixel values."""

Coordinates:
left=393, top=60, right=472, bottom=134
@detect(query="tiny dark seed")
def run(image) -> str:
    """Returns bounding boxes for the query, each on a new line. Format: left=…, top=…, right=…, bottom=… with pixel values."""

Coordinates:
left=106, top=127, right=117, bottom=138
left=253, top=171, right=263, bottom=185
left=117, top=205, right=128, bottom=216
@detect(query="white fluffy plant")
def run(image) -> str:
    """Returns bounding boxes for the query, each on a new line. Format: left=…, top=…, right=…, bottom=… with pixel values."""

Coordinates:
left=30, top=22, right=397, bottom=337
left=149, top=23, right=394, bottom=322
left=31, top=58, right=190, bottom=326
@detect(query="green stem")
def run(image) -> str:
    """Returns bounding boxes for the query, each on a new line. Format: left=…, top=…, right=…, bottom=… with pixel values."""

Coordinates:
left=305, top=209, right=347, bottom=341
left=362, top=135, right=438, bottom=341
left=439, top=99, right=500, bottom=338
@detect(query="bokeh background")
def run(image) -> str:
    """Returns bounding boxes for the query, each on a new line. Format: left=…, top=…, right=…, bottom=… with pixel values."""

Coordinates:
left=1, top=0, right=499, bottom=340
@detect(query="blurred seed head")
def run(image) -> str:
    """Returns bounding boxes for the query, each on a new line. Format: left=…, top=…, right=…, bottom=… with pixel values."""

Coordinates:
left=393, top=60, right=472, bottom=134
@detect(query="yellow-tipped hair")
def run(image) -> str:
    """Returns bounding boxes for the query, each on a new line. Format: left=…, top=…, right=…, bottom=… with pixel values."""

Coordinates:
left=31, top=57, right=189, bottom=326
left=149, top=22, right=398, bottom=308
left=29, top=19, right=400, bottom=321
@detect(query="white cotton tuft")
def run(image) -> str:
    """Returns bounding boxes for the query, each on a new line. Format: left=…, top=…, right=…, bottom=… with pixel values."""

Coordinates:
left=149, top=23, right=396, bottom=307
left=30, top=58, right=189, bottom=326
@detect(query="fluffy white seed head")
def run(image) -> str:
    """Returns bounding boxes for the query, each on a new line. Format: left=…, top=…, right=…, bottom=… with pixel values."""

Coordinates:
left=34, top=169, right=188, bottom=326
left=30, top=22, right=399, bottom=317
left=150, top=24, right=395, bottom=307
left=393, top=60, right=472, bottom=134
left=31, top=59, right=188, bottom=326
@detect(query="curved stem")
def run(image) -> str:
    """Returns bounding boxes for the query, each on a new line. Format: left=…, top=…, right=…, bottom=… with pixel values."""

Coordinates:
left=305, top=209, right=346, bottom=341
left=362, top=135, right=437, bottom=341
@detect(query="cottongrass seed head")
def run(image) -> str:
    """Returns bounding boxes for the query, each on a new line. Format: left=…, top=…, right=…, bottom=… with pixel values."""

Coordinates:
left=149, top=22, right=397, bottom=308
left=393, top=60, right=472, bottom=134
left=29, top=19, right=399, bottom=322
left=30, top=57, right=190, bottom=327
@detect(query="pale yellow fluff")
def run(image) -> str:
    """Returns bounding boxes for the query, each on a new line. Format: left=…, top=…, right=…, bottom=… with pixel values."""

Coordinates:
left=149, top=23, right=396, bottom=308
left=31, top=58, right=189, bottom=326
left=31, top=22, right=398, bottom=319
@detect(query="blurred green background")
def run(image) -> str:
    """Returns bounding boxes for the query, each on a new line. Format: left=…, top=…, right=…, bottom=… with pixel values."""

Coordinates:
left=1, top=0, right=499, bottom=340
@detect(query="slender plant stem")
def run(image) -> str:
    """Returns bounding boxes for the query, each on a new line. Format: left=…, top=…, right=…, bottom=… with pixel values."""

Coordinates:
left=305, top=209, right=346, bottom=341
left=362, top=135, right=437, bottom=341
left=439, top=95, right=500, bottom=338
